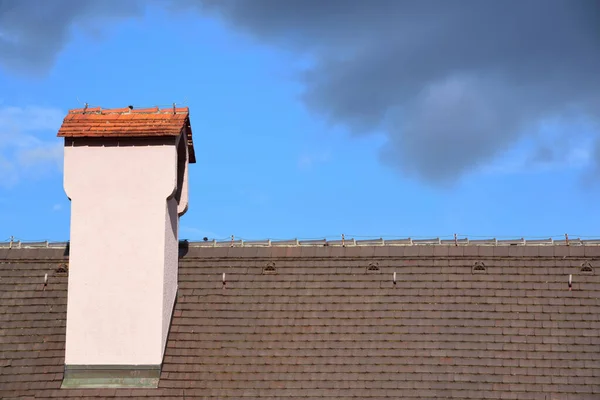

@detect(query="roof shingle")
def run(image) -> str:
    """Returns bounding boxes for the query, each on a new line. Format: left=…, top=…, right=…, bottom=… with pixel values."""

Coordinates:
left=1, top=246, right=599, bottom=399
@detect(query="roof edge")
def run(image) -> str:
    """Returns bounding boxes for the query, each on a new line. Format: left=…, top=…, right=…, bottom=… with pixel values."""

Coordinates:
left=4, top=237, right=600, bottom=249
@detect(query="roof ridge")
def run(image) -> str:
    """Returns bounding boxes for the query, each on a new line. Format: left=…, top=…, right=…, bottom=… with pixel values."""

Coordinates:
left=4, top=237, right=600, bottom=249
left=182, top=237, right=600, bottom=247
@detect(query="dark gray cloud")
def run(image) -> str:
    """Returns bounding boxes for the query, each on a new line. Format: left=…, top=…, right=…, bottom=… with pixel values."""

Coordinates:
left=1, top=0, right=599, bottom=184
left=193, top=0, right=600, bottom=183
left=0, top=0, right=145, bottom=75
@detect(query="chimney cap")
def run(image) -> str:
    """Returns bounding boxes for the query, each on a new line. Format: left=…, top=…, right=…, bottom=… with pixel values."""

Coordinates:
left=57, top=106, right=196, bottom=163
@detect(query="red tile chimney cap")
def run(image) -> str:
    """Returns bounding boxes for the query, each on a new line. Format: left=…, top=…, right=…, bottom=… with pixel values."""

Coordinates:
left=57, top=106, right=195, bottom=163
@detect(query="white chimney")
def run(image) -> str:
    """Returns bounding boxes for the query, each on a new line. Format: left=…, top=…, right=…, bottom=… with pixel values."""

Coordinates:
left=57, top=106, right=195, bottom=388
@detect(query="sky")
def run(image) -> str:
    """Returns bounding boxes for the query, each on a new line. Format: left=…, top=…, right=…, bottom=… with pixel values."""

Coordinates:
left=1, top=0, right=599, bottom=243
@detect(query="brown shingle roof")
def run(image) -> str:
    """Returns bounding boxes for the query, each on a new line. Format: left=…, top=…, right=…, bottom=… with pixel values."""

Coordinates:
left=56, top=106, right=196, bottom=163
left=1, top=245, right=600, bottom=399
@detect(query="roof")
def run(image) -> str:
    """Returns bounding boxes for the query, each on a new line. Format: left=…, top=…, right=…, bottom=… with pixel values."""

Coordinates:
left=56, top=106, right=196, bottom=163
left=1, top=244, right=600, bottom=399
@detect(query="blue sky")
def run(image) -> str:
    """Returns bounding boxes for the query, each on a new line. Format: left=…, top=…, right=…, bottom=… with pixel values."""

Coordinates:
left=1, top=1, right=599, bottom=243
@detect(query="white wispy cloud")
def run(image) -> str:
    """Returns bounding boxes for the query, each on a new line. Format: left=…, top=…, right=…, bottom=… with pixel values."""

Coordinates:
left=479, top=145, right=592, bottom=176
left=477, top=118, right=596, bottom=177
left=0, top=105, right=64, bottom=187
left=0, top=154, right=18, bottom=186
left=298, top=150, right=331, bottom=170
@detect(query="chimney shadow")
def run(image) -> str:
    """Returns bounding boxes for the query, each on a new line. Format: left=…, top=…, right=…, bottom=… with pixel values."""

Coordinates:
left=179, top=240, right=189, bottom=258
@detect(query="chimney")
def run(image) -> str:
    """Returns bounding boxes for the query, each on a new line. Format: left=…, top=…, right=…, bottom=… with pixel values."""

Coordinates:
left=57, top=106, right=195, bottom=388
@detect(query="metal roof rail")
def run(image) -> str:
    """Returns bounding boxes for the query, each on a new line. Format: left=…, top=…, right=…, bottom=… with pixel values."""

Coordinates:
left=214, top=239, right=243, bottom=247
left=469, top=238, right=496, bottom=245
left=186, top=240, right=216, bottom=247
left=48, top=241, right=68, bottom=248
left=554, top=238, right=582, bottom=246
left=3, top=235, right=600, bottom=250
left=20, top=241, right=49, bottom=248
left=525, top=238, right=553, bottom=245
left=0, top=240, right=66, bottom=248
left=299, top=239, right=327, bottom=246
left=385, top=238, right=413, bottom=245
left=412, top=238, right=441, bottom=245
left=440, top=238, right=470, bottom=246
left=243, top=239, right=271, bottom=247
left=441, top=237, right=470, bottom=245
left=271, top=239, right=299, bottom=246
left=582, top=239, right=600, bottom=245
left=497, top=238, right=525, bottom=246
left=356, top=238, right=385, bottom=246
left=327, top=239, right=354, bottom=247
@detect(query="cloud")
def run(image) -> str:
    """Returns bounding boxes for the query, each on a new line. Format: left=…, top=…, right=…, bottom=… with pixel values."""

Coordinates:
left=0, top=0, right=147, bottom=75
left=17, top=143, right=63, bottom=169
left=298, top=150, right=331, bottom=170
left=2, top=1, right=599, bottom=185
left=482, top=146, right=592, bottom=176
left=0, top=105, right=64, bottom=187
left=52, top=203, right=62, bottom=212
left=190, top=0, right=600, bottom=184
left=0, top=154, right=17, bottom=186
